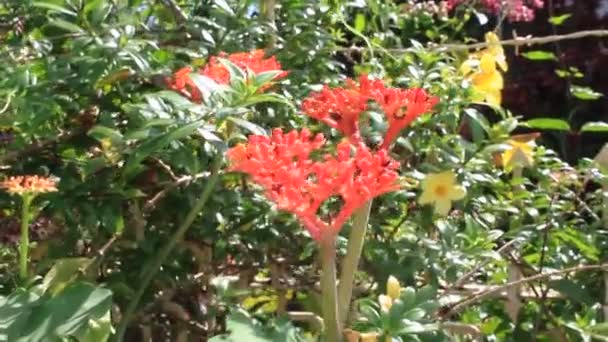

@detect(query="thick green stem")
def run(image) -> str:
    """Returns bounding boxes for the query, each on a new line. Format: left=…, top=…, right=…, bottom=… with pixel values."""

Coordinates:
left=19, top=195, right=33, bottom=282
left=337, top=200, right=372, bottom=325
left=113, top=156, right=223, bottom=342
left=320, top=237, right=342, bottom=342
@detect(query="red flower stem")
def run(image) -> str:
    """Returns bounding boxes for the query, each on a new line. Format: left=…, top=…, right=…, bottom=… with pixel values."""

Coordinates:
left=320, top=236, right=342, bottom=342
left=337, top=199, right=372, bottom=325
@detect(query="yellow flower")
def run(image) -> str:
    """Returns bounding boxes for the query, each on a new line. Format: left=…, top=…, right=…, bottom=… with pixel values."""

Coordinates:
left=502, top=139, right=535, bottom=172
left=386, top=275, right=401, bottom=301
left=379, top=294, right=394, bottom=313
left=419, top=171, right=466, bottom=216
left=461, top=31, right=508, bottom=107
left=484, top=32, right=508, bottom=72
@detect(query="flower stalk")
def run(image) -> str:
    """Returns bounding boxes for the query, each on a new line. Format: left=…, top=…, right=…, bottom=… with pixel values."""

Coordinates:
left=320, top=236, right=342, bottom=342
left=19, top=194, right=33, bottom=282
left=337, top=199, right=372, bottom=325
left=114, top=155, right=223, bottom=342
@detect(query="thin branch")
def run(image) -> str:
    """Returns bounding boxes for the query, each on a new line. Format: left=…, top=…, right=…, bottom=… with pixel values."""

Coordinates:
left=447, top=238, right=520, bottom=290
left=143, top=171, right=214, bottom=213
left=160, top=0, right=188, bottom=25
left=441, top=263, right=608, bottom=318
left=0, top=129, right=81, bottom=165
left=341, top=30, right=608, bottom=54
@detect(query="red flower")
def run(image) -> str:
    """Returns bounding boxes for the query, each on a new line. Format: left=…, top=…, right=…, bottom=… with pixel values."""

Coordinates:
left=300, top=75, right=438, bottom=149
left=165, top=67, right=203, bottom=103
left=301, top=86, right=368, bottom=141
left=355, top=75, right=439, bottom=148
left=372, top=87, right=439, bottom=150
left=167, top=50, right=287, bottom=101
left=201, top=49, right=288, bottom=85
left=227, top=129, right=399, bottom=242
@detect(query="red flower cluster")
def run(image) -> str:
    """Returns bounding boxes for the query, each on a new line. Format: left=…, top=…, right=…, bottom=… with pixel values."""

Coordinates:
left=166, top=67, right=203, bottom=103
left=447, top=0, right=544, bottom=22
left=227, top=129, right=400, bottom=241
left=202, top=50, right=288, bottom=84
left=302, top=75, right=439, bottom=148
left=165, top=49, right=287, bottom=102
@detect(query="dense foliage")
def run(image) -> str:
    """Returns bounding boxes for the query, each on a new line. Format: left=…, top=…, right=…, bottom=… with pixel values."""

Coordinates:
left=1, top=0, right=608, bottom=341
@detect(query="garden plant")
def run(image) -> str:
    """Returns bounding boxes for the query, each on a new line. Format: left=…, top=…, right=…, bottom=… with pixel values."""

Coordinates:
left=1, top=0, right=608, bottom=341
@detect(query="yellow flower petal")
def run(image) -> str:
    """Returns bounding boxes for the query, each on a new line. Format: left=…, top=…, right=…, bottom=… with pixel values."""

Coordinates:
left=386, top=276, right=401, bottom=300
left=419, top=189, right=434, bottom=205
left=434, top=199, right=453, bottom=216
left=448, top=186, right=466, bottom=200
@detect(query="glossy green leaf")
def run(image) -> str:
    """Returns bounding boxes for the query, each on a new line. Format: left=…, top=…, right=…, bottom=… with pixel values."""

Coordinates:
left=548, top=14, right=571, bottom=25
left=581, top=121, right=608, bottom=132
left=521, top=51, right=557, bottom=61
left=524, top=118, right=571, bottom=131
left=571, top=85, right=603, bottom=100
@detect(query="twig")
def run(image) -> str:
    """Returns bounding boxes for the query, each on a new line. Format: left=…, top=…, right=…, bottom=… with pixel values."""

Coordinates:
left=340, top=30, right=608, bottom=54
left=286, top=311, right=324, bottom=332
left=448, top=238, right=519, bottom=290
left=0, top=130, right=81, bottom=165
left=442, top=264, right=608, bottom=318
left=143, top=171, right=214, bottom=213
left=160, top=0, right=188, bottom=24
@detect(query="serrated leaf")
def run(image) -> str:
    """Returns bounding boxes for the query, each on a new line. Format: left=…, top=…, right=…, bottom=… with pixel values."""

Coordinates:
left=521, top=50, right=557, bottom=61
left=581, top=121, right=608, bottom=132
left=524, top=118, right=571, bottom=131
left=571, top=85, right=603, bottom=100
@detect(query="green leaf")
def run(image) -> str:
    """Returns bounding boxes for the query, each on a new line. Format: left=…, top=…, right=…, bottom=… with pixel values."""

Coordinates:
left=354, top=13, right=366, bottom=33
left=208, top=310, right=304, bottom=342
left=18, top=283, right=112, bottom=342
left=227, top=117, right=267, bottom=135
left=32, top=1, right=77, bottom=16
left=0, top=283, right=112, bottom=342
left=47, top=19, right=85, bottom=33
left=571, top=85, right=603, bottom=100
left=0, top=289, right=41, bottom=340
left=213, top=0, right=235, bottom=15
left=123, top=120, right=205, bottom=179
left=42, top=258, right=92, bottom=295
left=548, top=279, right=593, bottom=305
left=521, top=50, right=557, bottom=61
left=581, top=121, right=608, bottom=132
left=524, top=118, right=571, bottom=131
left=548, top=14, right=571, bottom=25
left=88, top=125, right=124, bottom=145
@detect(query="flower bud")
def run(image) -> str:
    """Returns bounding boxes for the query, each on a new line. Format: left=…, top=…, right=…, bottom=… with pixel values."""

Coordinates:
left=386, top=275, right=401, bottom=300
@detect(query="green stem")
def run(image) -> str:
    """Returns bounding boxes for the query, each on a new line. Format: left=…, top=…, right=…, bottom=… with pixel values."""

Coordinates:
left=320, top=237, right=342, bottom=342
left=19, top=195, right=33, bottom=282
left=337, top=200, right=372, bottom=325
left=113, top=155, right=223, bottom=342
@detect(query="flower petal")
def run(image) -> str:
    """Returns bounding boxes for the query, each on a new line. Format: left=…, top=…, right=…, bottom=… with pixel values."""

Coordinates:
left=434, top=199, right=452, bottom=216
left=449, top=186, right=466, bottom=200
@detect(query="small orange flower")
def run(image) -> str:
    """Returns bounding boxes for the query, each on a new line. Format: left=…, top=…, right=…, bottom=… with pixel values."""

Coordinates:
left=1, top=175, right=58, bottom=196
